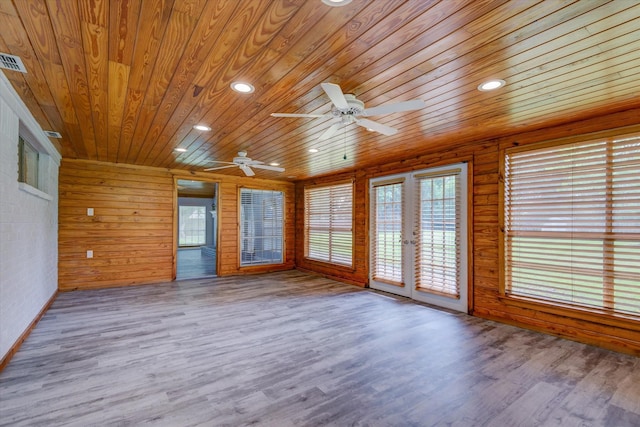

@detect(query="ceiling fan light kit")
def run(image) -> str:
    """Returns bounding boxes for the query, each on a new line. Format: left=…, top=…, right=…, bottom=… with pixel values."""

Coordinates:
left=271, top=82, right=426, bottom=140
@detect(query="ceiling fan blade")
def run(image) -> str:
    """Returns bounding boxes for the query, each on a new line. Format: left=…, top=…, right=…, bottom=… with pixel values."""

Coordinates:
left=252, top=164, right=285, bottom=172
left=362, top=99, right=426, bottom=116
left=318, top=122, right=343, bottom=140
left=209, top=160, right=236, bottom=165
left=320, top=82, right=349, bottom=110
left=355, top=118, right=398, bottom=136
left=239, top=164, right=255, bottom=177
left=204, top=164, right=237, bottom=171
left=271, top=113, right=327, bottom=118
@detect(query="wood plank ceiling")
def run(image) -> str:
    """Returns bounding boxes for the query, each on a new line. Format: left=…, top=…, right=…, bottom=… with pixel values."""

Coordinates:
left=1, top=0, right=639, bottom=181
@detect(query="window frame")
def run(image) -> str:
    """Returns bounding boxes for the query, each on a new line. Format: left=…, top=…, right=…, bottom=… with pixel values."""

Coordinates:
left=499, top=129, right=640, bottom=327
left=239, top=188, right=284, bottom=267
left=178, top=205, right=207, bottom=247
left=16, top=130, right=53, bottom=201
left=304, top=180, right=354, bottom=267
left=18, top=135, right=39, bottom=188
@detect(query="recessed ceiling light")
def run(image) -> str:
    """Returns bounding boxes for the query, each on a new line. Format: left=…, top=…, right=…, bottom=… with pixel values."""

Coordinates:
left=174, top=147, right=187, bottom=152
left=269, top=162, right=280, bottom=166
left=193, top=124, right=211, bottom=131
left=231, top=81, right=255, bottom=93
left=478, top=79, right=506, bottom=91
left=322, top=0, right=352, bottom=6
left=308, top=148, right=319, bottom=153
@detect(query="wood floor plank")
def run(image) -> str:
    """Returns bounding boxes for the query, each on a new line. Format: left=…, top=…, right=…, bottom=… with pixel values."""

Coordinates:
left=0, top=271, right=639, bottom=426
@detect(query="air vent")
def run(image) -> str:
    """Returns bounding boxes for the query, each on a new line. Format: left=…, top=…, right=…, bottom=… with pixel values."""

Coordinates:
left=0, top=53, right=27, bottom=73
left=44, top=130, right=62, bottom=138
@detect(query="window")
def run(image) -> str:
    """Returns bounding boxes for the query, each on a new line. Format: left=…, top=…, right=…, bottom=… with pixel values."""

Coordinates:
left=503, top=133, right=640, bottom=317
left=240, top=189, right=284, bottom=266
left=179, top=206, right=206, bottom=246
left=18, top=135, right=39, bottom=188
left=304, top=181, right=353, bottom=266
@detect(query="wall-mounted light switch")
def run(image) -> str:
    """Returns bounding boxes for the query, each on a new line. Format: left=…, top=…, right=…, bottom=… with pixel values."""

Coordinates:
left=87, top=208, right=94, bottom=216
left=86, top=250, right=93, bottom=258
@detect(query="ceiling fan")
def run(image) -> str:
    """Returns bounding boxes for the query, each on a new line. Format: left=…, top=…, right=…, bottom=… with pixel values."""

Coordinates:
left=204, top=151, right=284, bottom=177
left=271, top=82, right=426, bottom=140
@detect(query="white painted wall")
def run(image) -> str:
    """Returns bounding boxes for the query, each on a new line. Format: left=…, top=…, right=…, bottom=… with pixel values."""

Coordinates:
left=0, top=72, right=60, bottom=362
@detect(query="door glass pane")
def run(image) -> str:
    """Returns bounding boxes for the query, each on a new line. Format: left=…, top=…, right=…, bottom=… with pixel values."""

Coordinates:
left=415, top=173, right=460, bottom=298
left=372, top=182, right=403, bottom=285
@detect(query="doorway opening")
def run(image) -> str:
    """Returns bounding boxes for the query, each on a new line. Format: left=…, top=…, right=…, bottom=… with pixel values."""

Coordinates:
left=176, top=179, right=218, bottom=279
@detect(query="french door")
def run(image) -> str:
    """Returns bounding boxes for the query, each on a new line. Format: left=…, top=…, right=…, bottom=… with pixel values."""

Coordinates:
left=369, top=163, right=468, bottom=312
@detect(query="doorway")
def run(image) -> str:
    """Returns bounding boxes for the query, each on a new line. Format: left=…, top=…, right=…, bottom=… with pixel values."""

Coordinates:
left=176, top=179, right=218, bottom=279
left=369, top=163, right=468, bottom=312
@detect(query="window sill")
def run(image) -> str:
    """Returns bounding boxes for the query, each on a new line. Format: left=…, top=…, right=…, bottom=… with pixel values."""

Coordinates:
left=302, top=257, right=355, bottom=273
left=18, top=182, right=52, bottom=201
left=498, top=294, right=640, bottom=332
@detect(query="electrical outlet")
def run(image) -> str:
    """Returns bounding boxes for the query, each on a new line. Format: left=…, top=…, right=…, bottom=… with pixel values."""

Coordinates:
left=87, top=207, right=94, bottom=216
left=86, top=250, right=93, bottom=258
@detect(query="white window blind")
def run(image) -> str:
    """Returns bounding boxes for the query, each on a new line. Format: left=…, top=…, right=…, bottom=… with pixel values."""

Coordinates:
left=414, top=170, right=461, bottom=298
left=240, top=189, right=284, bottom=266
left=371, top=180, right=404, bottom=285
left=304, top=182, right=353, bottom=266
left=504, top=134, right=640, bottom=316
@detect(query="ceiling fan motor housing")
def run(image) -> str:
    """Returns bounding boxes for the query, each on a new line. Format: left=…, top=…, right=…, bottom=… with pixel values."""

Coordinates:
left=233, top=150, right=252, bottom=164
left=332, top=94, right=365, bottom=119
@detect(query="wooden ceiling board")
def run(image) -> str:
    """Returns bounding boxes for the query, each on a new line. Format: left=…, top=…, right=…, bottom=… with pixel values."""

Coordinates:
left=139, top=0, right=301, bottom=167
left=157, top=0, right=362, bottom=168
left=45, top=0, right=98, bottom=159
left=2, top=0, right=639, bottom=181
left=178, top=1, right=436, bottom=169
left=0, top=2, right=68, bottom=147
left=196, top=0, right=561, bottom=170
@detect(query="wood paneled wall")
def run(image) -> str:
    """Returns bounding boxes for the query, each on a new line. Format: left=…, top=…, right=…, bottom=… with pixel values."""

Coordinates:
left=59, top=160, right=295, bottom=291
left=59, top=160, right=174, bottom=290
left=294, top=108, right=640, bottom=356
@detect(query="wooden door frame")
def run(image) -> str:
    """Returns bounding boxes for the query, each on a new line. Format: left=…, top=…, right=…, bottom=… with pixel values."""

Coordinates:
left=172, top=176, right=220, bottom=280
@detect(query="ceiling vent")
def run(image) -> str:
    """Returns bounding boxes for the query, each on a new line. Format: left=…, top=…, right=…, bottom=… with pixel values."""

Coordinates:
left=44, top=130, right=62, bottom=138
left=0, top=53, right=27, bottom=73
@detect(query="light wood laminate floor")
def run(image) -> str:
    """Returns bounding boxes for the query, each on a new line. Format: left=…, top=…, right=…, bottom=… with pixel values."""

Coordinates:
left=1, top=271, right=639, bottom=426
